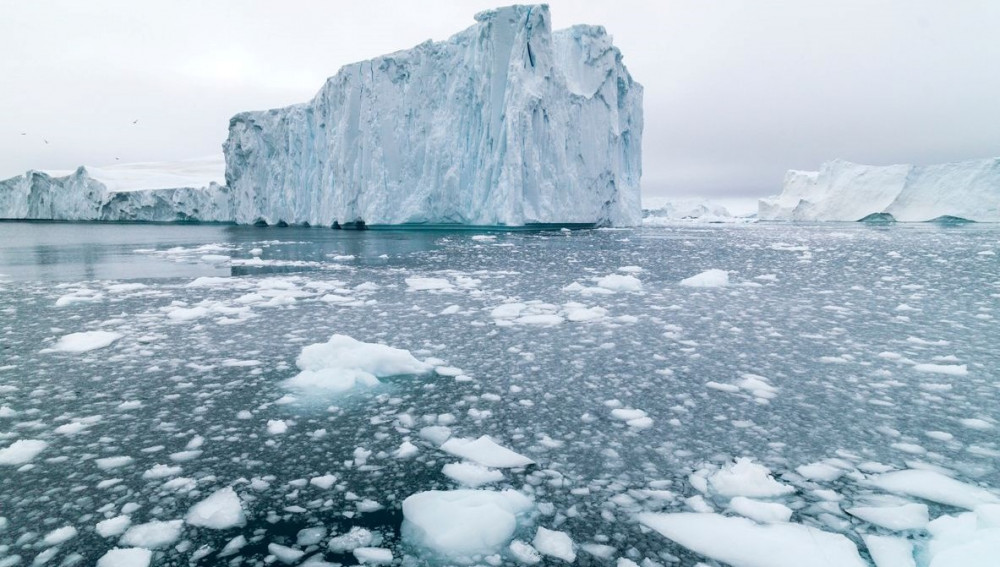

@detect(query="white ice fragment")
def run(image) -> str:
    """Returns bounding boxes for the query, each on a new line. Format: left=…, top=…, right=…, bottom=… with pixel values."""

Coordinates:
left=532, top=527, right=576, bottom=562
left=402, top=489, right=534, bottom=557
left=328, top=527, right=374, bottom=553
left=846, top=503, right=928, bottom=531
left=142, top=464, right=182, bottom=479
left=353, top=547, right=393, bottom=565
left=286, top=334, right=432, bottom=393
left=440, top=436, right=534, bottom=468
left=913, top=363, right=968, bottom=376
left=0, top=439, right=48, bottom=465
left=595, top=274, right=642, bottom=292
left=639, top=512, right=866, bottom=567
left=442, top=462, right=505, bottom=487
left=708, top=458, right=794, bottom=498
left=268, top=543, right=305, bottom=564
left=119, top=519, right=183, bottom=548
left=509, top=540, right=542, bottom=564
left=96, top=548, right=152, bottom=567
left=679, top=269, right=729, bottom=288
left=728, top=496, right=793, bottom=523
left=96, top=516, right=131, bottom=538
left=862, top=535, right=915, bottom=567
left=267, top=420, right=289, bottom=435
left=868, top=469, right=999, bottom=509
left=42, top=525, right=78, bottom=546
left=44, top=331, right=122, bottom=353
left=186, top=487, right=246, bottom=529
left=405, top=277, right=453, bottom=291
left=95, top=456, right=134, bottom=470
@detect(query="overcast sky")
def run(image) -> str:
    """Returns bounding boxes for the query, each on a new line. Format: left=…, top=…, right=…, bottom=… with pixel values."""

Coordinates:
left=2, top=0, right=999, bottom=199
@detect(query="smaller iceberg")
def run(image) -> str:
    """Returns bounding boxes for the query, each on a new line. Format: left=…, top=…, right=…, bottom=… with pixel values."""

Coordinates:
left=759, top=157, right=1000, bottom=222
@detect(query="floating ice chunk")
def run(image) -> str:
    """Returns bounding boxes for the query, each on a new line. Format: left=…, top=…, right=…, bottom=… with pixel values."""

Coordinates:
left=44, top=331, right=122, bottom=353
left=923, top=505, right=1000, bottom=567
left=267, top=420, right=288, bottom=435
left=638, top=512, right=866, bottom=567
left=532, top=527, right=576, bottom=562
left=142, top=464, right=181, bottom=479
left=0, top=439, right=48, bottom=465
left=395, top=441, right=420, bottom=459
left=43, top=525, right=77, bottom=545
left=119, top=519, right=183, bottom=548
left=440, top=436, right=534, bottom=468
left=268, top=543, right=305, bottom=564
left=868, top=469, right=999, bottom=509
left=96, top=548, right=152, bottom=567
left=285, top=334, right=432, bottom=393
left=509, top=540, right=542, bottom=564
left=610, top=408, right=647, bottom=421
left=846, top=503, right=928, bottom=531
left=442, top=462, right=505, bottom=487
left=95, top=456, right=134, bottom=470
left=679, top=269, right=729, bottom=288
left=419, top=426, right=452, bottom=446
left=310, top=474, right=337, bottom=489
left=862, top=535, right=916, bottom=567
left=297, top=527, right=327, bottom=546
left=796, top=462, right=846, bottom=482
left=166, top=306, right=210, bottom=322
left=328, top=527, right=373, bottom=552
left=186, top=487, right=246, bottom=529
left=595, top=274, right=642, bottom=292
left=958, top=418, right=994, bottom=430
left=708, top=458, right=794, bottom=498
left=735, top=374, right=778, bottom=400
left=353, top=547, right=393, bottom=564
left=96, top=516, right=131, bottom=538
left=565, top=305, right=607, bottom=322
left=913, top=363, right=968, bottom=376
left=729, top=496, right=793, bottom=523
left=405, top=277, right=453, bottom=291
left=402, top=489, right=534, bottom=558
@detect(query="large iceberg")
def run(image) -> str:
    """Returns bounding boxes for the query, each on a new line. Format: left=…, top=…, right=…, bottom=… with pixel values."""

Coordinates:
left=759, top=157, right=1000, bottom=222
left=0, top=156, right=231, bottom=222
left=223, top=4, right=642, bottom=227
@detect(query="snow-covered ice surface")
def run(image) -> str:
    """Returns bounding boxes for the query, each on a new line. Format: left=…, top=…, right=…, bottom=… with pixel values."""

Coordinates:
left=0, top=221, right=998, bottom=566
left=760, top=157, right=1000, bottom=222
left=224, top=4, right=642, bottom=227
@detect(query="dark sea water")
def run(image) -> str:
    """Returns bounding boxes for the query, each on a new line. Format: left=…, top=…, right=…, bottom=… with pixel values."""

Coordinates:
left=0, top=221, right=997, bottom=566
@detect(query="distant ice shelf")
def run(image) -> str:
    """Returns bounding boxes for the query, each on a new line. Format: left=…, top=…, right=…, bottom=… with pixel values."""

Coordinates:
left=759, top=157, right=1000, bottom=222
left=224, top=4, right=643, bottom=227
left=0, top=156, right=231, bottom=222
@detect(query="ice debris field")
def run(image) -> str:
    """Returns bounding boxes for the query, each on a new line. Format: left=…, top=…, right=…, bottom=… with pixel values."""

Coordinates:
left=0, top=222, right=999, bottom=566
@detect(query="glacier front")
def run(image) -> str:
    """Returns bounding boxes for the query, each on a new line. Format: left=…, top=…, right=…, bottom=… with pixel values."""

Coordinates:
left=759, top=157, right=1000, bottom=222
left=0, top=156, right=232, bottom=222
left=223, top=4, right=643, bottom=227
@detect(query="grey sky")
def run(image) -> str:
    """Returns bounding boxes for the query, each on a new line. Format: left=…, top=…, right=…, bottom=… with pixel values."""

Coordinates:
left=2, top=0, right=999, bottom=199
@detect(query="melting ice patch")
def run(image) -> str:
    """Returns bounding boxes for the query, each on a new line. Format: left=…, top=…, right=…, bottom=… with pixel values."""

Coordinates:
left=285, top=334, right=433, bottom=394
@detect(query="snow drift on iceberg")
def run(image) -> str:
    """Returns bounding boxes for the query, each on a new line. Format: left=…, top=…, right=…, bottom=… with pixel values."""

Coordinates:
left=224, top=4, right=643, bottom=227
left=759, top=157, right=1000, bottom=222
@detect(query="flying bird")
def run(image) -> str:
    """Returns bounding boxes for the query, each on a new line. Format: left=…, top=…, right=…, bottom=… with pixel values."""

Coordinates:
left=132, top=119, right=139, bottom=125
left=20, top=132, right=26, bottom=135
left=43, top=139, right=49, bottom=144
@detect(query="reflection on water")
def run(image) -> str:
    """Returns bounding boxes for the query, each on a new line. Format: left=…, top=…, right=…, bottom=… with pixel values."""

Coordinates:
left=0, top=222, right=447, bottom=281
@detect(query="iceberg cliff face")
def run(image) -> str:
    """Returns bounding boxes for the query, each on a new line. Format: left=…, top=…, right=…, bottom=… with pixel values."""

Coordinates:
left=224, top=4, right=643, bottom=227
left=0, top=157, right=232, bottom=222
left=760, top=158, right=1000, bottom=222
